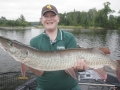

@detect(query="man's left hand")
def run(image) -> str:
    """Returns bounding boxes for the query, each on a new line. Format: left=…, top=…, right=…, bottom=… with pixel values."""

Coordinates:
left=73, top=59, right=88, bottom=71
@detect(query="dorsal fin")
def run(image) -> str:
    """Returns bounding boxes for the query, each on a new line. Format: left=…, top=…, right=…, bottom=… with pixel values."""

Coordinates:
left=98, top=47, right=110, bottom=54
left=90, top=47, right=110, bottom=55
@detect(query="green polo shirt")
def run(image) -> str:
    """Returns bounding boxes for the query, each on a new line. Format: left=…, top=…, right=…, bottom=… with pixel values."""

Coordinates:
left=30, top=28, right=80, bottom=90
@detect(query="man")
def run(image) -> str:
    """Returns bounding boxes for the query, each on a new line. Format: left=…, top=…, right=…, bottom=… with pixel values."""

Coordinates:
left=29, top=4, right=88, bottom=90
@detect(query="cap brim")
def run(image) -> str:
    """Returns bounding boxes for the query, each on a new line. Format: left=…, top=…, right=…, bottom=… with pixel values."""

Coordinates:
left=42, top=10, right=57, bottom=16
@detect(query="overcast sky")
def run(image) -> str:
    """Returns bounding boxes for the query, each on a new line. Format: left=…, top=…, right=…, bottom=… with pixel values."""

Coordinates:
left=0, top=0, right=119, bottom=22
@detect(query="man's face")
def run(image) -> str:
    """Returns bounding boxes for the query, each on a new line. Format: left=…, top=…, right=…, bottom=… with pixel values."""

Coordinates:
left=40, top=11, right=60, bottom=31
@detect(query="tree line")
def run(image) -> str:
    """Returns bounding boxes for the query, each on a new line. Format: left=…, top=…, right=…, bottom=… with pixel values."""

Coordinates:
left=59, top=2, right=120, bottom=29
left=0, top=2, right=120, bottom=29
left=0, top=14, right=30, bottom=27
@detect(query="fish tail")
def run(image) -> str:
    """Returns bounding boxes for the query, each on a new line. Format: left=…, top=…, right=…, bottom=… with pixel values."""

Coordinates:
left=94, top=67, right=107, bottom=81
left=116, top=60, right=120, bottom=81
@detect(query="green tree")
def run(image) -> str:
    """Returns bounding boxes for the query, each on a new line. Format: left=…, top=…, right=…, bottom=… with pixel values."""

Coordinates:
left=58, top=2, right=120, bottom=29
left=94, top=2, right=114, bottom=28
left=88, top=8, right=97, bottom=27
left=20, top=14, right=26, bottom=22
left=0, top=16, right=7, bottom=26
left=108, top=15, right=117, bottom=29
left=116, top=16, right=120, bottom=28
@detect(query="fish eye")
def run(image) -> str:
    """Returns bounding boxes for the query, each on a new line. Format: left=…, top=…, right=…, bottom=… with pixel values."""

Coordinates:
left=8, top=42, right=13, bottom=46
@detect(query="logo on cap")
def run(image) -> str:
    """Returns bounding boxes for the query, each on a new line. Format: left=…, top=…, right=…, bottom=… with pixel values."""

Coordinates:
left=46, top=5, right=52, bottom=10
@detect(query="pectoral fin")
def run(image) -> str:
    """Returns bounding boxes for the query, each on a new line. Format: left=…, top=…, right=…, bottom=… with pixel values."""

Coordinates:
left=94, top=67, right=107, bottom=81
left=65, top=68, right=77, bottom=79
left=20, top=63, right=27, bottom=77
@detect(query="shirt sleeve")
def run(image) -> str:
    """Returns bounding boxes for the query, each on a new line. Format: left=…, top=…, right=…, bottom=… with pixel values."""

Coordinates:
left=64, top=32, right=78, bottom=49
left=30, top=37, right=39, bottom=49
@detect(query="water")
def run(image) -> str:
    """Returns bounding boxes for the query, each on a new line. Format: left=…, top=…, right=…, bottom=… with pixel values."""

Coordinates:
left=74, top=29, right=120, bottom=60
left=0, top=27, right=120, bottom=72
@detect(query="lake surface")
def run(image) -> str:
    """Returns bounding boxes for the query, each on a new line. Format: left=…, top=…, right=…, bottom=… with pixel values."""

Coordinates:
left=0, top=27, right=120, bottom=72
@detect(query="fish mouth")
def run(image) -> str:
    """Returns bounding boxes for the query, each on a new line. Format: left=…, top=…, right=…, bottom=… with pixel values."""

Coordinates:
left=0, top=43, right=6, bottom=51
left=0, top=44, right=4, bottom=51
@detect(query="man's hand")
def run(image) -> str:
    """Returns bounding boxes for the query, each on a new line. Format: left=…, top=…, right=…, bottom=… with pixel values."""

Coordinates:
left=73, top=59, right=88, bottom=71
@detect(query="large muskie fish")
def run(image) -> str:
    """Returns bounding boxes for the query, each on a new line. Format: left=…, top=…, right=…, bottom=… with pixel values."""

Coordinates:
left=0, top=36, right=120, bottom=81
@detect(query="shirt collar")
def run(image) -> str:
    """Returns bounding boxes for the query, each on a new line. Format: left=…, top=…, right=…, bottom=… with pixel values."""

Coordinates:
left=42, top=28, right=62, bottom=41
left=56, top=28, right=62, bottom=41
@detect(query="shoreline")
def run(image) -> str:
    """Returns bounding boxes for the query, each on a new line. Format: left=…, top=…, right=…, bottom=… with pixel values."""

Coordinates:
left=35, top=25, right=104, bottom=30
left=0, top=26, right=118, bottom=30
left=0, top=26, right=31, bottom=30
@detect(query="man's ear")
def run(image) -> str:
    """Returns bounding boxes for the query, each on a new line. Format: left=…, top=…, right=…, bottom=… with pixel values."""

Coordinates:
left=57, top=15, right=60, bottom=23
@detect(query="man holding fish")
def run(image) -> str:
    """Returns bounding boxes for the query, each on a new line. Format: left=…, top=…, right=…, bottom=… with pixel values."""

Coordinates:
left=29, top=4, right=88, bottom=90
left=0, top=4, right=119, bottom=90
left=27, top=4, right=120, bottom=90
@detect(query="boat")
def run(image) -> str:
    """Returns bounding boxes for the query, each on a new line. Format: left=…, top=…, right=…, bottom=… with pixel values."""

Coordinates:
left=15, top=69, right=120, bottom=90
left=0, top=69, right=120, bottom=90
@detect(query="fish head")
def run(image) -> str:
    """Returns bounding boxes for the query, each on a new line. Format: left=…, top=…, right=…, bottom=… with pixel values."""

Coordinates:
left=0, top=36, right=19, bottom=54
left=0, top=36, right=28, bottom=62
left=7, top=42, right=28, bottom=62
left=0, top=36, right=13, bottom=52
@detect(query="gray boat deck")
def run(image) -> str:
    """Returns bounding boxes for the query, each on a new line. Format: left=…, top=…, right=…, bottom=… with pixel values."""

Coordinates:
left=15, top=67, right=120, bottom=90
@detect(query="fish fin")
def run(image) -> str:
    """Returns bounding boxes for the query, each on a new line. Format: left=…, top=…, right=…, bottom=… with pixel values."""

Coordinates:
left=28, top=66, right=44, bottom=76
left=116, top=60, right=120, bottom=81
left=98, top=47, right=110, bottom=54
left=94, top=67, right=107, bottom=81
left=20, top=63, right=27, bottom=77
left=65, top=68, right=77, bottom=79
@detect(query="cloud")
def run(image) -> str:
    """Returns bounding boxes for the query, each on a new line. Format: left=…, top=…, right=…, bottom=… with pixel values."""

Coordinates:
left=0, top=0, right=119, bottom=22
